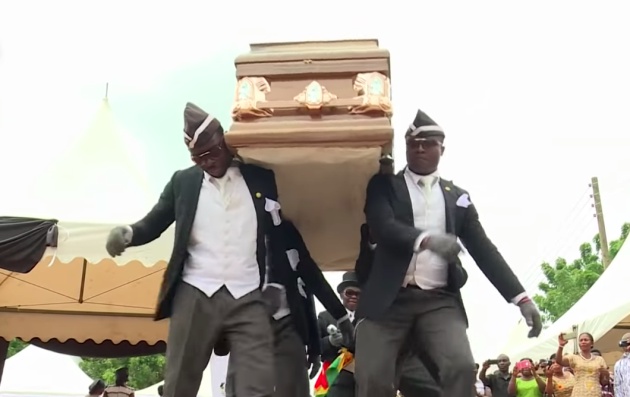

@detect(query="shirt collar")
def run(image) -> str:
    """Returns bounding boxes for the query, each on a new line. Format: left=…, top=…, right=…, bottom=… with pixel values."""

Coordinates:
left=404, top=167, right=440, bottom=187
left=205, top=164, right=239, bottom=182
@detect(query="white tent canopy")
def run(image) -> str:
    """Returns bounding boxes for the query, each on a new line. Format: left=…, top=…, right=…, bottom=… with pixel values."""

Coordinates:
left=1, top=98, right=174, bottom=266
left=501, top=237, right=630, bottom=361
left=0, top=345, right=93, bottom=396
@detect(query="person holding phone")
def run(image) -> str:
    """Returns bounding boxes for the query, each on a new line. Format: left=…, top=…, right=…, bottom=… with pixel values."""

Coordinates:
left=479, top=355, right=512, bottom=397
left=545, top=362, right=575, bottom=397
left=507, top=359, right=545, bottom=397
left=556, top=332, right=608, bottom=397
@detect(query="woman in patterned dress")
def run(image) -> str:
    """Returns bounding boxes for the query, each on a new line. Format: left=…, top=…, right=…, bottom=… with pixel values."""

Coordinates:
left=545, top=362, right=576, bottom=397
left=556, top=333, right=608, bottom=397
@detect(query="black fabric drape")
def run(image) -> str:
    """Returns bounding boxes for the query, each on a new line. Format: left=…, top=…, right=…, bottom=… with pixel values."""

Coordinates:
left=0, top=216, right=58, bottom=273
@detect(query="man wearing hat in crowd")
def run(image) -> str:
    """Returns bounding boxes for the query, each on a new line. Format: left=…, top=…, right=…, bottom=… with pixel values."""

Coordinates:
left=614, top=332, right=630, bottom=396
left=318, top=268, right=441, bottom=397
left=87, top=379, right=105, bottom=397
left=353, top=109, right=543, bottom=397
left=104, top=103, right=297, bottom=397
left=103, top=367, right=134, bottom=397
left=317, top=271, right=361, bottom=397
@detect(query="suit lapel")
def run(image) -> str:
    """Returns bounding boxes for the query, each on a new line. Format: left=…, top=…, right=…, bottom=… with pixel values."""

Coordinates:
left=439, top=179, right=457, bottom=234
left=239, top=164, right=266, bottom=235
left=393, top=171, right=414, bottom=225
left=179, top=167, right=203, bottom=245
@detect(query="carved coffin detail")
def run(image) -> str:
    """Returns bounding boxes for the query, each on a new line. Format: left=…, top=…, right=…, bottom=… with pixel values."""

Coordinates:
left=293, top=81, right=338, bottom=111
left=350, top=72, right=393, bottom=116
left=231, top=77, right=273, bottom=120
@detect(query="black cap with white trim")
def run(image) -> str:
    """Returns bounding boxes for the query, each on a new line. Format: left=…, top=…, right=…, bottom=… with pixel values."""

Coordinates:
left=183, top=102, right=224, bottom=149
left=405, top=109, right=445, bottom=139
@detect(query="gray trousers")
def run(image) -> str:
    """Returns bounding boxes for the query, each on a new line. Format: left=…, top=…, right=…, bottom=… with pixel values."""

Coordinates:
left=227, top=315, right=310, bottom=397
left=354, top=287, right=475, bottom=397
left=163, top=283, right=274, bottom=397
left=270, top=316, right=310, bottom=397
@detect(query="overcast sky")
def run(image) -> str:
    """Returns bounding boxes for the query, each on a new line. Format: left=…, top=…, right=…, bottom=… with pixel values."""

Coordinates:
left=1, top=0, right=630, bottom=362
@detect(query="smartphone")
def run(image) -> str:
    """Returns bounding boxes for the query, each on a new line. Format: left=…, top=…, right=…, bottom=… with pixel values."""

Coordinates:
left=487, top=359, right=499, bottom=365
left=562, top=330, right=577, bottom=340
left=517, top=360, right=532, bottom=370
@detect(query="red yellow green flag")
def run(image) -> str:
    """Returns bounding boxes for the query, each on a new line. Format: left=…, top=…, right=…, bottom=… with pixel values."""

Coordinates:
left=313, top=348, right=354, bottom=396
left=314, top=360, right=331, bottom=396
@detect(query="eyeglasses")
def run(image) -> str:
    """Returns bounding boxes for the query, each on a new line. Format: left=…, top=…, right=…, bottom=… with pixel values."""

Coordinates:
left=406, top=137, right=443, bottom=150
left=344, top=289, right=360, bottom=298
left=191, top=144, right=224, bottom=163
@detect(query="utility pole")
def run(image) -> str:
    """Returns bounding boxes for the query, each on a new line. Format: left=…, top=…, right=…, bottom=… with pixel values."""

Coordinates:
left=590, top=177, right=611, bottom=268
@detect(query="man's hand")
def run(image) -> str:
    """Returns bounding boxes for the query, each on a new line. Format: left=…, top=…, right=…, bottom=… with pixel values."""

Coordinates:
left=482, top=360, right=491, bottom=370
left=307, top=354, right=322, bottom=379
left=328, top=331, right=343, bottom=347
left=337, top=318, right=355, bottom=348
left=262, top=285, right=283, bottom=315
left=518, top=298, right=542, bottom=338
left=105, top=226, right=132, bottom=257
left=421, top=233, right=462, bottom=262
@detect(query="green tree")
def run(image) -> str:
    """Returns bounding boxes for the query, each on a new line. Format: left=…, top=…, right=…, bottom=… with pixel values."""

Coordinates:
left=7, top=339, right=27, bottom=358
left=79, top=354, right=165, bottom=390
left=4, top=339, right=164, bottom=390
left=534, top=222, right=630, bottom=323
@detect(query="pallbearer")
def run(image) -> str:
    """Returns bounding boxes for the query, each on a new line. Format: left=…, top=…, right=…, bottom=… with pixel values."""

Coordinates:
left=105, top=103, right=288, bottom=397
left=353, top=109, right=542, bottom=397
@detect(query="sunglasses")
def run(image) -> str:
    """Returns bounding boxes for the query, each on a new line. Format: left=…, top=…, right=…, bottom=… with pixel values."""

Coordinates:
left=406, top=137, right=443, bottom=150
left=191, top=143, right=224, bottom=163
left=344, top=289, right=360, bottom=298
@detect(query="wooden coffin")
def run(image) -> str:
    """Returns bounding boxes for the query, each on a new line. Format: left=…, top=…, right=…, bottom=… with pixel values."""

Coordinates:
left=225, top=39, right=394, bottom=271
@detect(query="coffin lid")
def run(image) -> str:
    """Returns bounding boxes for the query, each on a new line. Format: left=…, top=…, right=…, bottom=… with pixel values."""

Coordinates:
left=234, top=39, right=390, bottom=65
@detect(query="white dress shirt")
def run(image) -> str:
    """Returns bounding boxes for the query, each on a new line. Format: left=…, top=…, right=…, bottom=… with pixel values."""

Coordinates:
left=181, top=167, right=260, bottom=298
left=401, top=168, right=528, bottom=305
left=403, top=168, right=449, bottom=289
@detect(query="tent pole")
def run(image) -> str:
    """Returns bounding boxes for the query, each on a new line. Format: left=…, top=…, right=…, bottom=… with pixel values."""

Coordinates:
left=78, top=258, right=88, bottom=303
left=105, top=83, right=109, bottom=100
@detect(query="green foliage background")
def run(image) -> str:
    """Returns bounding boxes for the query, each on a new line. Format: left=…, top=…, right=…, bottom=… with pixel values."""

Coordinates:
left=533, top=222, right=630, bottom=323
left=6, top=340, right=164, bottom=389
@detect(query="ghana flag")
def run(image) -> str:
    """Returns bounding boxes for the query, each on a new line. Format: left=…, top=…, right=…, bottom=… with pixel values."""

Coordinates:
left=313, top=348, right=354, bottom=396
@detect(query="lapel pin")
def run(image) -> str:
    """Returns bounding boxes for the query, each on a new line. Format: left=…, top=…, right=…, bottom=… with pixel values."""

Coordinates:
left=255, top=192, right=262, bottom=198
left=445, top=186, right=451, bottom=191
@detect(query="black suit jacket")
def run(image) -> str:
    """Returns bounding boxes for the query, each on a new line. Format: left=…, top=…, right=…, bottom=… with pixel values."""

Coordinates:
left=304, top=292, right=321, bottom=358
left=357, top=171, right=525, bottom=321
left=128, top=163, right=280, bottom=320
left=269, top=220, right=347, bottom=350
left=355, top=223, right=374, bottom=287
